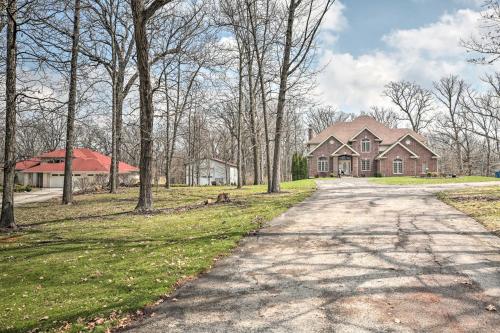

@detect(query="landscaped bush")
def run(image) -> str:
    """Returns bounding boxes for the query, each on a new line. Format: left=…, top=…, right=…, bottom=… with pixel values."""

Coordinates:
left=14, top=184, right=32, bottom=192
left=119, top=174, right=139, bottom=187
left=94, top=174, right=108, bottom=189
left=74, top=177, right=96, bottom=194
left=374, top=172, right=383, bottom=177
left=291, top=153, right=308, bottom=180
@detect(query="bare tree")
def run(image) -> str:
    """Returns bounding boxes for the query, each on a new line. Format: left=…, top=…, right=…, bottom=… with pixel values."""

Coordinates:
left=462, top=0, right=500, bottom=64
left=130, top=0, right=174, bottom=212
left=1, top=0, right=18, bottom=228
left=433, top=75, right=466, bottom=174
left=61, top=0, right=81, bottom=204
left=306, top=105, right=351, bottom=133
left=383, top=81, right=433, bottom=133
left=270, top=0, right=335, bottom=192
left=246, top=0, right=283, bottom=191
left=364, top=106, right=399, bottom=128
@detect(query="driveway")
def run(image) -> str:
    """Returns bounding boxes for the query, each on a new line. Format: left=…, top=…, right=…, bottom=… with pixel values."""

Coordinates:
left=13, top=188, right=62, bottom=206
left=125, top=178, right=500, bottom=333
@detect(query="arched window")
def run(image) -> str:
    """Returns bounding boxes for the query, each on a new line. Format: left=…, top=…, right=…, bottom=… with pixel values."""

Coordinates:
left=361, top=138, right=371, bottom=152
left=393, top=159, right=403, bottom=175
left=317, top=157, right=328, bottom=172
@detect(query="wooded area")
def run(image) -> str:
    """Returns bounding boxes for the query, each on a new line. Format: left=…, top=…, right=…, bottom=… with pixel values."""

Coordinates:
left=0, top=0, right=499, bottom=229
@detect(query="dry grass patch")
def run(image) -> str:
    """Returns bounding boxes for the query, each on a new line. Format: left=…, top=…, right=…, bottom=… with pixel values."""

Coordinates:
left=438, top=186, right=500, bottom=236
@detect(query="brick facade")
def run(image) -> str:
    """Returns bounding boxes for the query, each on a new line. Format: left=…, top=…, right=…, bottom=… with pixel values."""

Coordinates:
left=351, top=129, right=380, bottom=177
left=307, top=136, right=343, bottom=177
left=306, top=117, right=439, bottom=178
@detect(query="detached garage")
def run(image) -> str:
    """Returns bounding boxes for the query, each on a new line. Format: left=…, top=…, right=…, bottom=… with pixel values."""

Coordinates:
left=15, top=148, right=139, bottom=188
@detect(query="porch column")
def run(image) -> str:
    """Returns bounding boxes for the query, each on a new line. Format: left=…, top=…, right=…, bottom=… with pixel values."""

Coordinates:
left=332, top=156, right=339, bottom=176
left=352, top=156, right=359, bottom=177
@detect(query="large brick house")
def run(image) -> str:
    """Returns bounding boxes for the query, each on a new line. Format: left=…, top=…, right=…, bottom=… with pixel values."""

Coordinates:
left=306, top=116, right=439, bottom=177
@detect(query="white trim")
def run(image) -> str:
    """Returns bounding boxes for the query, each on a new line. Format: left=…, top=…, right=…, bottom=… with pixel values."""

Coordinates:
left=349, top=127, right=383, bottom=141
left=307, top=135, right=345, bottom=155
left=376, top=141, right=419, bottom=159
left=317, top=156, right=329, bottom=172
left=393, top=159, right=403, bottom=175
left=361, top=138, right=371, bottom=153
left=378, top=133, right=439, bottom=159
left=361, top=159, right=371, bottom=172
left=331, top=143, right=360, bottom=156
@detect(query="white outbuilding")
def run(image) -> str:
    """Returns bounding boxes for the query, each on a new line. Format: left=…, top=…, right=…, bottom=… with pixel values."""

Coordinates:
left=185, top=158, right=238, bottom=186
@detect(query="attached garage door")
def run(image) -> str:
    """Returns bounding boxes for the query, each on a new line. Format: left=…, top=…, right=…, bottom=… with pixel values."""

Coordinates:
left=49, top=174, right=64, bottom=188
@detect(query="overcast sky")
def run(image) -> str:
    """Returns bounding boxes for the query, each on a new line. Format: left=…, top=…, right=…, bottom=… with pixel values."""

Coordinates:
left=314, top=0, right=494, bottom=113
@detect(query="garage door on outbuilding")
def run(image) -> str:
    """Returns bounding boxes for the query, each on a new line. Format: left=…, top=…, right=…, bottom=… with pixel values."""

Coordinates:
left=49, top=174, right=64, bottom=188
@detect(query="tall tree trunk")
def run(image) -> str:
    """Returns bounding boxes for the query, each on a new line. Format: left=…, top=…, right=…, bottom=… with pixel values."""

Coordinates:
left=62, top=0, right=81, bottom=205
left=453, top=128, right=463, bottom=175
left=110, top=73, right=125, bottom=193
left=246, top=57, right=260, bottom=185
left=248, top=16, right=271, bottom=191
left=271, top=0, right=295, bottom=193
left=131, top=0, right=154, bottom=211
left=1, top=0, right=18, bottom=229
left=237, top=52, right=243, bottom=189
left=110, top=75, right=118, bottom=193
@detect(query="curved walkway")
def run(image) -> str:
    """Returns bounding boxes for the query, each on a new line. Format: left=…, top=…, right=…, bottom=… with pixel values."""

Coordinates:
left=124, top=178, right=500, bottom=333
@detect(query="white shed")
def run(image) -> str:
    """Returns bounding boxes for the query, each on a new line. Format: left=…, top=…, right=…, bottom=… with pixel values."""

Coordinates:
left=185, top=158, right=238, bottom=186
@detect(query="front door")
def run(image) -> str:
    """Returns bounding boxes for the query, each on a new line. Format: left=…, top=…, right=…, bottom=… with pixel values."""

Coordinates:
left=341, top=160, right=351, bottom=175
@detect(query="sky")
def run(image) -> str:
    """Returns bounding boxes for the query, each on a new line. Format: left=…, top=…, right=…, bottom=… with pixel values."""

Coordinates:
left=314, top=0, right=493, bottom=113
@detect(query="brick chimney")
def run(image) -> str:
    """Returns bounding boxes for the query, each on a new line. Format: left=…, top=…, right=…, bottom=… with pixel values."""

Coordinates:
left=308, top=127, right=314, bottom=141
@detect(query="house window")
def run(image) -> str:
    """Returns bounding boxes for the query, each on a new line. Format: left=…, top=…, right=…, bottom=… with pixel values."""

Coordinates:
left=393, top=159, right=403, bottom=175
left=422, top=162, right=428, bottom=174
left=361, top=159, right=371, bottom=171
left=317, top=157, right=328, bottom=172
left=361, top=139, right=371, bottom=153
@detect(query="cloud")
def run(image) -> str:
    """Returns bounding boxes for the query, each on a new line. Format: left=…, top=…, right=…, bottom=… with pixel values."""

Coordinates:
left=315, top=8, right=491, bottom=112
left=319, top=1, right=348, bottom=44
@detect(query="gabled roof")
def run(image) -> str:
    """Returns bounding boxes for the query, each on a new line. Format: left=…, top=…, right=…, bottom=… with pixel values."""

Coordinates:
left=185, top=157, right=237, bottom=168
left=18, top=148, right=139, bottom=174
left=348, top=127, right=382, bottom=141
left=307, top=134, right=344, bottom=155
left=376, top=142, right=419, bottom=160
left=331, top=143, right=360, bottom=156
left=376, top=133, right=439, bottom=160
left=307, top=116, right=426, bottom=146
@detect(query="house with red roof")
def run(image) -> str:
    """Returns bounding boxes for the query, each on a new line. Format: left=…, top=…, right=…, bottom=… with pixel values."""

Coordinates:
left=15, top=148, right=139, bottom=188
left=307, top=116, right=439, bottom=177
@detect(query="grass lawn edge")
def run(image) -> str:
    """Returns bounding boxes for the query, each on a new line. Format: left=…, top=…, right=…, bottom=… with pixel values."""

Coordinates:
left=437, top=186, right=500, bottom=238
left=0, top=181, right=318, bottom=333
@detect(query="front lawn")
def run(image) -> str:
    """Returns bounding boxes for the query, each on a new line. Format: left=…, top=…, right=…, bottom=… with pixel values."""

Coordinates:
left=369, top=175, right=499, bottom=185
left=438, top=186, right=500, bottom=237
left=0, top=180, right=316, bottom=333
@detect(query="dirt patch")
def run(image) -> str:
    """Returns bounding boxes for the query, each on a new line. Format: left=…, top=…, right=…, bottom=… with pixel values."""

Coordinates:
left=448, top=195, right=499, bottom=202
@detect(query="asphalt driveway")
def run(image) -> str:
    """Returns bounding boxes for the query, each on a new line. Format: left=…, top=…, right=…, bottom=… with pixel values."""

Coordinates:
left=125, top=178, right=500, bottom=333
left=13, top=188, right=62, bottom=206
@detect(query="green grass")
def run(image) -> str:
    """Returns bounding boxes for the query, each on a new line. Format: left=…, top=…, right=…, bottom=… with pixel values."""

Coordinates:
left=0, top=180, right=316, bottom=332
left=369, top=176, right=499, bottom=185
left=438, top=186, right=500, bottom=237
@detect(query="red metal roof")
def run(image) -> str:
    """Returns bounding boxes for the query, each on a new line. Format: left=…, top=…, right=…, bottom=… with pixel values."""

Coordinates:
left=18, top=148, right=139, bottom=174
left=15, top=158, right=41, bottom=171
